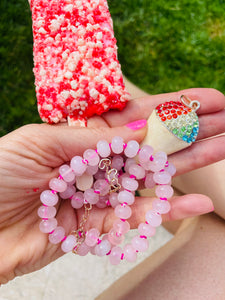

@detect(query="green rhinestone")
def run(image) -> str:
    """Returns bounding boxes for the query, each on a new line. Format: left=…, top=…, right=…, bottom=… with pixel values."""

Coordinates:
left=172, top=128, right=178, bottom=135
left=187, top=130, right=192, bottom=135
left=181, top=127, right=186, bottom=132
left=178, top=133, right=183, bottom=138
left=187, top=125, right=192, bottom=130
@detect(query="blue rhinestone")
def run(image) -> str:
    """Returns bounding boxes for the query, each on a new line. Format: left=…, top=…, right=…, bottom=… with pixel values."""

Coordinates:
left=182, top=135, right=188, bottom=142
left=187, top=138, right=192, bottom=143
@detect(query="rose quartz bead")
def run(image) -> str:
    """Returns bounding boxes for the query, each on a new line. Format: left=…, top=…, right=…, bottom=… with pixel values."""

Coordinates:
left=89, top=246, right=96, bottom=255
left=111, top=136, right=124, bottom=154
left=49, top=178, right=67, bottom=193
left=131, top=235, right=149, bottom=252
left=124, top=140, right=139, bottom=158
left=144, top=172, right=155, bottom=189
left=155, top=185, right=174, bottom=199
left=95, top=240, right=111, bottom=256
left=94, top=179, right=110, bottom=196
left=37, top=205, right=56, bottom=219
left=148, top=156, right=166, bottom=172
left=83, top=149, right=100, bottom=166
left=76, top=242, right=90, bottom=256
left=109, top=193, right=119, bottom=208
left=85, top=228, right=100, bottom=247
left=108, top=228, right=124, bottom=245
left=71, top=192, right=84, bottom=209
left=109, top=246, right=123, bottom=265
left=86, top=164, right=98, bottom=175
left=115, top=204, right=132, bottom=219
left=96, top=196, right=108, bottom=208
left=40, top=190, right=59, bottom=206
left=146, top=210, right=162, bottom=227
left=123, top=244, right=137, bottom=262
left=97, top=140, right=111, bottom=158
left=84, top=188, right=99, bottom=205
left=152, top=199, right=171, bottom=214
left=139, top=145, right=154, bottom=162
left=165, top=162, right=176, bottom=176
left=153, top=171, right=171, bottom=185
left=122, top=177, right=138, bottom=191
left=139, top=159, right=151, bottom=171
left=118, top=190, right=135, bottom=205
left=67, top=177, right=76, bottom=186
left=94, top=170, right=106, bottom=180
left=39, top=218, right=57, bottom=233
left=124, top=158, right=136, bottom=173
left=138, top=222, right=156, bottom=237
left=61, top=235, right=77, bottom=253
left=59, top=165, right=75, bottom=183
left=111, top=155, right=124, bottom=170
left=49, top=226, right=65, bottom=244
left=70, top=156, right=87, bottom=176
left=129, top=164, right=145, bottom=179
left=59, top=185, right=76, bottom=199
left=113, top=219, right=130, bottom=235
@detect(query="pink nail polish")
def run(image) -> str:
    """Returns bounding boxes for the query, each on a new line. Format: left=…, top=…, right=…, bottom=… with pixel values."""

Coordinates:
left=126, top=119, right=147, bottom=131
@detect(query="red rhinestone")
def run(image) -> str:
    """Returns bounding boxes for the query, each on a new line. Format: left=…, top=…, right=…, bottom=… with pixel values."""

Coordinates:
left=167, top=115, right=172, bottom=120
left=188, top=108, right=192, bottom=112
left=173, top=105, right=178, bottom=109
left=177, top=111, right=182, bottom=115
left=171, top=109, right=176, bottom=113
left=161, top=117, right=166, bottom=122
left=172, top=114, right=177, bottom=119
left=157, top=110, right=162, bottom=113
left=163, top=107, right=167, bottom=111
left=168, top=106, right=172, bottom=109
left=183, top=111, right=188, bottom=115
left=159, top=113, right=164, bottom=117
left=164, top=110, right=170, bottom=114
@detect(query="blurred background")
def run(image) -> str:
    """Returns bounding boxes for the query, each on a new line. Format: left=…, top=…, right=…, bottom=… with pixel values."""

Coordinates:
left=0, top=0, right=224, bottom=136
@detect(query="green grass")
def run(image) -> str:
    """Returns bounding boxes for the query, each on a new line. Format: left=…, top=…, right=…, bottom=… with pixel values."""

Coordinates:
left=0, top=0, right=224, bottom=136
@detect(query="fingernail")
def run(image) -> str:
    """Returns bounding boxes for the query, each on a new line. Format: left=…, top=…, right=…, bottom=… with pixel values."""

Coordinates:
left=126, top=119, right=147, bottom=131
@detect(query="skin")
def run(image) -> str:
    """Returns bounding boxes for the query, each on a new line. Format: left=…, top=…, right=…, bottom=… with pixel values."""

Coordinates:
left=0, top=88, right=224, bottom=285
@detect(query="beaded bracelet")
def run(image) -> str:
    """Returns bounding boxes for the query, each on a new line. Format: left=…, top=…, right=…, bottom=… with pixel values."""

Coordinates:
left=38, top=136, right=176, bottom=265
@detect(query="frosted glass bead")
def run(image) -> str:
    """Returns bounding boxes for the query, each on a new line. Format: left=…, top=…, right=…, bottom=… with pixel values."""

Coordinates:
left=115, top=204, right=132, bottom=219
left=124, top=158, right=136, bottom=173
left=123, top=244, right=137, bottom=262
left=39, top=218, right=57, bottom=233
left=146, top=210, right=162, bottom=227
left=109, top=246, right=123, bottom=265
left=138, top=145, right=153, bottom=162
left=111, top=136, right=124, bottom=154
left=70, top=156, right=87, bottom=176
left=59, top=165, right=75, bottom=183
left=86, top=164, right=98, bottom=175
left=59, top=185, right=76, bottom=199
left=152, top=199, right=171, bottom=214
left=84, top=188, right=99, bottom=204
left=144, top=172, right=155, bottom=189
left=40, top=190, right=59, bottom=206
left=49, top=178, right=67, bottom=193
left=122, top=177, right=138, bottom=191
left=109, top=193, right=119, bottom=208
left=155, top=185, right=174, bottom=199
left=76, top=242, right=90, bottom=256
left=61, top=235, right=77, bottom=253
left=124, top=140, right=139, bottom=158
left=94, top=179, right=110, bottom=196
left=83, top=149, right=100, bottom=166
left=71, top=192, right=84, bottom=209
left=131, top=235, right=149, bottom=252
left=95, top=240, right=111, bottom=256
left=165, top=162, right=176, bottom=176
left=85, top=228, right=100, bottom=247
left=97, top=140, right=111, bottom=158
left=138, top=222, right=156, bottom=237
left=113, top=219, right=130, bottom=235
left=111, top=155, right=124, bottom=170
left=129, top=164, right=145, bottom=179
left=49, top=226, right=65, bottom=244
left=108, top=228, right=124, bottom=245
left=37, top=205, right=57, bottom=219
left=153, top=171, right=171, bottom=185
left=76, top=172, right=93, bottom=191
left=118, top=190, right=135, bottom=205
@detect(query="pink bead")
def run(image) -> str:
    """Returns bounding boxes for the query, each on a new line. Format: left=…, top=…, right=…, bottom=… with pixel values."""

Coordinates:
left=39, top=218, right=57, bottom=233
left=37, top=205, right=56, bottom=219
left=40, top=190, right=59, bottom=206
left=155, top=185, right=174, bottom=199
left=111, top=136, right=124, bottom=154
left=123, top=244, right=137, bottom=262
left=96, top=197, right=108, bottom=208
left=49, top=178, right=67, bottom=193
left=70, top=156, right=87, bottom=176
left=71, top=192, right=84, bottom=209
left=67, top=177, right=76, bottom=186
left=115, top=204, right=132, bottom=219
left=122, top=177, right=138, bottom=191
left=146, top=210, right=162, bottom=227
left=85, top=228, right=100, bottom=247
left=83, top=149, right=100, bottom=166
left=59, top=185, right=76, bottom=199
left=59, top=165, right=75, bottom=183
left=95, top=240, right=111, bottom=256
left=152, top=199, right=171, bottom=214
left=131, top=235, right=149, bottom=252
left=108, top=228, right=124, bottom=245
left=111, top=155, right=124, bottom=170
left=153, top=171, right=171, bottom=184
left=138, top=145, right=154, bottom=162
left=94, top=170, right=106, bottom=180
left=86, top=164, right=98, bottom=175
left=148, top=156, right=166, bottom=172
left=124, top=140, right=139, bottom=158
left=84, top=188, right=99, bottom=204
left=124, top=158, right=136, bottom=173
left=113, top=219, right=130, bottom=235
left=165, top=162, right=176, bottom=176
left=138, top=223, right=156, bottom=237
left=129, top=164, right=145, bottom=179
left=109, top=193, right=119, bottom=208
left=94, top=179, right=110, bottom=196
left=144, top=172, right=155, bottom=189
left=61, top=235, right=77, bottom=253
left=109, top=246, right=123, bottom=265
left=49, top=226, right=65, bottom=244
left=76, top=242, right=90, bottom=256
left=118, top=190, right=135, bottom=205
left=97, top=140, right=111, bottom=158
left=89, top=246, right=96, bottom=255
